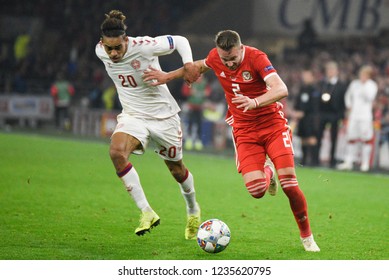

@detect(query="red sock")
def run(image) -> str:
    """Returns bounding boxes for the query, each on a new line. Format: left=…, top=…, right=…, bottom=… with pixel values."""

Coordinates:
left=264, top=165, right=273, bottom=188
left=278, top=174, right=311, bottom=238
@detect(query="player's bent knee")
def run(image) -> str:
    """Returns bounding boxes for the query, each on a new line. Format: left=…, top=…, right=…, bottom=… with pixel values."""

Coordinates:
left=245, top=178, right=267, bottom=199
left=109, top=146, right=126, bottom=161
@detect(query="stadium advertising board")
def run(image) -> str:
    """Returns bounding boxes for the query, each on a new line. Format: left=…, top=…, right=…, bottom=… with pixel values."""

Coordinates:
left=253, top=0, right=389, bottom=37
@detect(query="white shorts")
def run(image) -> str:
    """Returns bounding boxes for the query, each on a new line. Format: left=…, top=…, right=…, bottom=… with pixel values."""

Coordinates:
left=112, top=113, right=183, bottom=161
left=346, top=118, right=374, bottom=141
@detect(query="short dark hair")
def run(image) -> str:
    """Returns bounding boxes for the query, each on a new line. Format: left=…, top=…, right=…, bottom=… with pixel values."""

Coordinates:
left=100, top=10, right=127, bottom=37
left=214, top=30, right=241, bottom=51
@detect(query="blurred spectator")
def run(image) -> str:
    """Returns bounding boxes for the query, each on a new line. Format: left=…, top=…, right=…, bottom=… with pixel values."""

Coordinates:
left=379, top=105, right=389, bottom=169
left=297, top=19, right=317, bottom=55
left=102, top=85, right=121, bottom=111
left=380, top=104, right=389, bottom=144
left=293, top=69, right=320, bottom=166
left=88, top=85, right=104, bottom=109
left=50, top=71, right=75, bottom=130
left=314, top=61, right=348, bottom=167
left=181, top=74, right=211, bottom=151
left=13, top=33, right=30, bottom=63
left=12, top=66, right=28, bottom=93
left=337, top=65, right=378, bottom=172
left=88, top=68, right=105, bottom=109
left=203, top=76, right=226, bottom=122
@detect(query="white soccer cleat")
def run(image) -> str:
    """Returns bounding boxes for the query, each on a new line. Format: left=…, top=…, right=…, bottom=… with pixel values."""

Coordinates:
left=301, top=234, right=320, bottom=252
left=360, top=163, right=370, bottom=172
left=265, top=158, right=278, bottom=196
left=337, top=162, right=352, bottom=171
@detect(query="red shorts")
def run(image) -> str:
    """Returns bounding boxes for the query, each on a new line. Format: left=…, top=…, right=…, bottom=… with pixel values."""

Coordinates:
left=232, top=116, right=294, bottom=174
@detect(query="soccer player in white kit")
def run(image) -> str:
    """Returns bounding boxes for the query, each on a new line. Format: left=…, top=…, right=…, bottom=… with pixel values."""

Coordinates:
left=95, top=10, right=201, bottom=239
left=337, top=65, right=378, bottom=172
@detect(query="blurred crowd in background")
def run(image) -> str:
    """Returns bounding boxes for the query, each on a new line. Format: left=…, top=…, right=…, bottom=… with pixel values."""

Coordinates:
left=0, top=0, right=208, bottom=96
left=1, top=0, right=389, bottom=170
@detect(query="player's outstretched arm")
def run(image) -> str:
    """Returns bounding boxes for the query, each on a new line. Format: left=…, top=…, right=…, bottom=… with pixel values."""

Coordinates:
left=143, top=67, right=184, bottom=86
left=171, top=36, right=200, bottom=83
left=143, top=60, right=206, bottom=86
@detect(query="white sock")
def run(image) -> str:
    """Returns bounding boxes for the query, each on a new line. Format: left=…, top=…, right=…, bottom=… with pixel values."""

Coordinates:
left=179, top=171, right=199, bottom=215
left=344, top=143, right=357, bottom=165
left=120, top=166, right=152, bottom=212
left=361, top=143, right=372, bottom=167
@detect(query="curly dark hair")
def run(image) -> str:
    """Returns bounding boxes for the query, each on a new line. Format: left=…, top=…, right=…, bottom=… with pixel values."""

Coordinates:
left=100, top=10, right=127, bottom=37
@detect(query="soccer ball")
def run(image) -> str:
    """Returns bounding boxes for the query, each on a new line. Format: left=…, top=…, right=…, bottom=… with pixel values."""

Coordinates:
left=197, top=219, right=231, bottom=253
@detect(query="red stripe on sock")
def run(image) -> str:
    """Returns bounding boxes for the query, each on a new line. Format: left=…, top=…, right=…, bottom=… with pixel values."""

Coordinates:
left=246, top=178, right=267, bottom=198
left=117, top=163, right=133, bottom=178
left=177, top=169, right=189, bottom=183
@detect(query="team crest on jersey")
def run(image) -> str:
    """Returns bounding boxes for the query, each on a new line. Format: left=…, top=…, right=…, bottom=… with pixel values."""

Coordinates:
left=131, top=59, right=141, bottom=70
left=242, top=71, right=252, bottom=81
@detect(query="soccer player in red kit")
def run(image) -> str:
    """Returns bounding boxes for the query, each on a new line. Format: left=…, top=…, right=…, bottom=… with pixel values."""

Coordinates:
left=143, top=30, right=320, bottom=252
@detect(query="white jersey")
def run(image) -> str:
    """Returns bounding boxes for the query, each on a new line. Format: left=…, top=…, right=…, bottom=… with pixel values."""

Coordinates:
left=95, top=35, right=180, bottom=119
left=345, top=78, right=377, bottom=121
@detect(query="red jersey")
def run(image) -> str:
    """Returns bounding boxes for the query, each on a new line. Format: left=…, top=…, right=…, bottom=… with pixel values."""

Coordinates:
left=205, top=46, right=281, bottom=128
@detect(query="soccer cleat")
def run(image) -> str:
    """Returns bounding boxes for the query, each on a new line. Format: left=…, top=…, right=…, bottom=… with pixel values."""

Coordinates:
left=337, top=162, right=353, bottom=171
left=194, top=140, right=204, bottom=151
left=265, top=158, right=278, bottom=196
left=301, top=234, right=320, bottom=252
left=135, top=211, right=160, bottom=236
left=185, top=207, right=201, bottom=240
left=360, top=163, right=369, bottom=172
left=184, top=139, right=193, bottom=150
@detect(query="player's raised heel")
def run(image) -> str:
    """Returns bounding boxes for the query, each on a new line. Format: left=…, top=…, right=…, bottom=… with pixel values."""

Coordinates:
left=135, top=211, right=160, bottom=236
left=265, top=158, right=278, bottom=196
left=301, top=234, right=320, bottom=252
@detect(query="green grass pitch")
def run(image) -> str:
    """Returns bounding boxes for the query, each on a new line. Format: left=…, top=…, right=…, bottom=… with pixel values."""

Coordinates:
left=0, top=132, right=388, bottom=260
